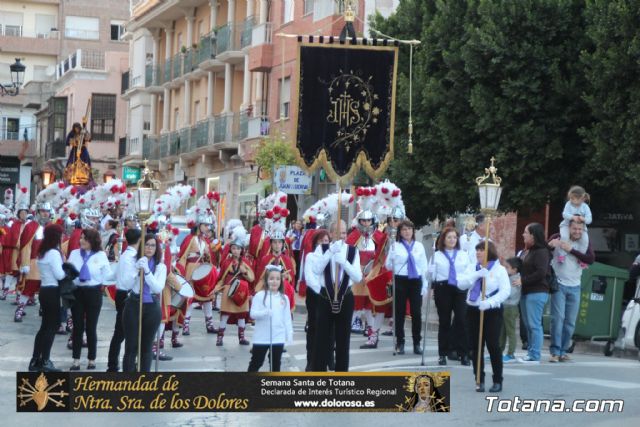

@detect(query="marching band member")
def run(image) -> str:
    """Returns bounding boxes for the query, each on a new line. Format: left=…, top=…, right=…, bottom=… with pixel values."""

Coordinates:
left=0, top=207, right=11, bottom=300
left=306, top=219, right=362, bottom=371
left=15, top=202, right=52, bottom=322
left=107, top=228, right=140, bottom=372
left=3, top=187, right=29, bottom=304
left=177, top=194, right=220, bottom=335
left=122, top=234, right=167, bottom=372
left=385, top=220, right=429, bottom=355
left=346, top=187, right=382, bottom=338
left=361, top=182, right=405, bottom=349
left=219, top=218, right=244, bottom=261
left=214, top=226, right=254, bottom=346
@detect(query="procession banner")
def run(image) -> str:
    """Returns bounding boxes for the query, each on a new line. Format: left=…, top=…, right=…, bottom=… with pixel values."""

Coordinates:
left=294, top=43, right=398, bottom=183
left=17, top=372, right=450, bottom=413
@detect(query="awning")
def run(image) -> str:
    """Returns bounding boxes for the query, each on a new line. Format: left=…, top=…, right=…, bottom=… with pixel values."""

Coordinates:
left=238, top=180, right=270, bottom=202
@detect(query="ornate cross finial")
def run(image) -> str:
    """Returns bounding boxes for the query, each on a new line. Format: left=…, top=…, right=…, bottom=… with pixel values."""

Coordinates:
left=475, top=156, right=502, bottom=186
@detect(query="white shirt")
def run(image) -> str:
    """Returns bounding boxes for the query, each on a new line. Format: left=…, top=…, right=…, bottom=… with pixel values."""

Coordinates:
left=385, top=240, right=429, bottom=294
left=304, top=241, right=362, bottom=295
left=429, top=249, right=471, bottom=283
left=100, top=214, right=113, bottom=231
left=68, top=249, right=112, bottom=287
left=123, top=260, right=166, bottom=295
left=116, top=247, right=138, bottom=291
left=37, top=249, right=66, bottom=287
left=250, top=290, right=293, bottom=345
left=461, top=230, right=482, bottom=264
left=457, top=261, right=511, bottom=309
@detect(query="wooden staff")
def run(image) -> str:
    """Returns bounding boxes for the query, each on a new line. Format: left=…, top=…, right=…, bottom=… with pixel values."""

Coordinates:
left=476, top=216, right=491, bottom=386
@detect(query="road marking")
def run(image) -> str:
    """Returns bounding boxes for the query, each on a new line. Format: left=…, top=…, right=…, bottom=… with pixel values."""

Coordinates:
left=555, top=377, right=640, bottom=389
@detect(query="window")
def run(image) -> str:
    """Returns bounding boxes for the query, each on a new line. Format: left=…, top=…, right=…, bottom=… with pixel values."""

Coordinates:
left=0, top=12, right=23, bottom=37
left=47, top=96, right=67, bottom=144
left=110, top=20, right=125, bottom=41
left=65, top=16, right=99, bottom=40
left=304, top=0, right=314, bottom=15
left=35, top=14, right=57, bottom=38
left=1, top=117, right=19, bottom=140
left=279, top=77, right=291, bottom=119
left=91, top=94, right=116, bottom=140
left=283, top=0, right=294, bottom=24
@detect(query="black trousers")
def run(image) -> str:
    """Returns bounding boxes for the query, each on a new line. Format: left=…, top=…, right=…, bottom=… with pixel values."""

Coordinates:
left=305, top=289, right=318, bottom=368
left=467, top=305, right=503, bottom=385
left=312, top=291, right=354, bottom=372
left=122, top=295, right=161, bottom=372
left=107, top=290, right=128, bottom=371
left=248, top=344, right=284, bottom=372
left=293, top=250, right=301, bottom=284
left=71, top=286, right=103, bottom=360
left=32, top=287, right=60, bottom=361
left=433, top=282, right=468, bottom=356
left=394, top=276, right=422, bottom=345
left=519, top=305, right=528, bottom=344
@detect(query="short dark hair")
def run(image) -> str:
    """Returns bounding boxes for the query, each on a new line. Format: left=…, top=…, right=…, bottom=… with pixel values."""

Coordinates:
left=396, top=220, right=416, bottom=242
left=475, top=240, right=499, bottom=261
left=38, top=224, right=63, bottom=258
left=475, top=214, right=485, bottom=226
left=436, top=226, right=460, bottom=251
left=107, top=219, right=119, bottom=229
left=82, top=228, right=102, bottom=252
left=505, top=256, right=523, bottom=272
left=125, top=228, right=141, bottom=245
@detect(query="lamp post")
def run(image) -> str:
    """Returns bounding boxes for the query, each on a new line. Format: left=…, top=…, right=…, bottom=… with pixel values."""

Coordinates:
left=134, top=159, right=160, bottom=372
left=0, top=59, right=26, bottom=97
left=474, top=156, right=502, bottom=387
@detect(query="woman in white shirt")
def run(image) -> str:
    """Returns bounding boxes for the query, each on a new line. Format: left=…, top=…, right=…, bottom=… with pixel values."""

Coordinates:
left=68, top=228, right=112, bottom=370
left=122, top=234, right=167, bottom=372
left=385, top=220, right=429, bottom=355
left=457, top=241, right=511, bottom=393
left=29, top=224, right=67, bottom=372
left=428, top=226, right=472, bottom=366
left=248, top=265, right=293, bottom=372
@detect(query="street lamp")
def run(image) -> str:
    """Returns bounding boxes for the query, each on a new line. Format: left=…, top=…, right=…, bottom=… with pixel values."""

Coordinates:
left=41, top=167, right=55, bottom=187
left=0, top=59, right=26, bottom=97
left=473, top=156, right=502, bottom=387
left=134, top=158, right=160, bottom=372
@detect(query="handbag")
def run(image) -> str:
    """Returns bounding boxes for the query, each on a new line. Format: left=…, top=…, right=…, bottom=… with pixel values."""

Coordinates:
left=547, top=264, right=560, bottom=294
left=59, top=262, right=80, bottom=308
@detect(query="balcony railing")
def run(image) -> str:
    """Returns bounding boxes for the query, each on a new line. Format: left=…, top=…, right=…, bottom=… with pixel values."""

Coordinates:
left=172, top=53, right=181, bottom=79
left=163, top=58, right=172, bottom=83
left=240, top=17, right=254, bottom=48
left=56, top=49, right=105, bottom=80
left=143, top=135, right=159, bottom=161
left=2, top=131, right=20, bottom=141
left=251, top=22, right=272, bottom=46
left=145, top=64, right=156, bottom=86
left=197, top=33, right=217, bottom=63
left=216, top=23, right=244, bottom=55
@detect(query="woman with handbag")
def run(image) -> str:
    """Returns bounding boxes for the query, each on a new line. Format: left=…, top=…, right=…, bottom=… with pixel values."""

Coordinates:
left=28, top=224, right=66, bottom=372
left=68, top=228, right=112, bottom=370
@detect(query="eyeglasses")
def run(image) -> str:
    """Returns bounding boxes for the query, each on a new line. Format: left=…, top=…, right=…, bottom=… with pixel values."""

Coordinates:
left=145, top=243, right=156, bottom=247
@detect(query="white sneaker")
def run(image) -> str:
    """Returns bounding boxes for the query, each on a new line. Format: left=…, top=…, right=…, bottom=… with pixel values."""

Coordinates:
left=518, top=355, right=540, bottom=364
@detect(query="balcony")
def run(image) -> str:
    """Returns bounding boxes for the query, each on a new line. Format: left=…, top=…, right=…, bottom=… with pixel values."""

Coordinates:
left=119, top=136, right=142, bottom=162
left=163, top=58, right=172, bottom=86
left=197, top=32, right=224, bottom=72
left=145, top=64, right=164, bottom=93
left=0, top=26, right=60, bottom=56
left=240, top=17, right=254, bottom=49
left=142, top=135, right=159, bottom=162
left=55, top=49, right=106, bottom=80
left=122, top=69, right=145, bottom=99
left=45, top=139, right=66, bottom=159
left=216, top=23, right=246, bottom=64
left=248, top=22, right=273, bottom=72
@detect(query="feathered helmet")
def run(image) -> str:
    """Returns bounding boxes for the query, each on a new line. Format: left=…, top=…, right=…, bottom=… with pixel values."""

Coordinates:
left=354, top=186, right=378, bottom=231
left=15, top=185, right=29, bottom=213
left=187, top=191, right=220, bottom=229
left=153, top=184, right=195, bottom=218
left=374, top=180, right=405, bottom=222
left=303, top=192, right=353, bottom=229
left=264, top=192, right=289, bottom=241
left=4, top=188, right=14, bottom=210
left=225, top=218, right=244, bottom=240
left=230, top=224, right=248, bottom=248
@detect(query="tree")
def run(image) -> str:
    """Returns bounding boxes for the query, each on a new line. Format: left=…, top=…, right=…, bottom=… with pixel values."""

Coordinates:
left=254, top=137, right=298, bottom=179
left=579, top=0, right=640, bottom=208
left=373, top=0, right=590, bottom=225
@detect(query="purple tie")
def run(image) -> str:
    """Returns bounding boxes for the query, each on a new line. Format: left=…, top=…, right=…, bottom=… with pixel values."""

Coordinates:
left=79, top=250, right=94, bottom=282
left=469, top=260, right=495, bottom=302
left=444, top=250, right=458, bottom=286
left=142, top=257, right=156, bottom=303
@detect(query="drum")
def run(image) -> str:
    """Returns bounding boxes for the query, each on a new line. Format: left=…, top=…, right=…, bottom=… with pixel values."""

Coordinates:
left=191, top=263, right=216, bottom=298
left=228, top=277, right=241, bottom=297
left=169, top=273, right=193, bottom=309
left=230, top=280, right=249, bottom=306
left=366, top=269, right=394, bottom=306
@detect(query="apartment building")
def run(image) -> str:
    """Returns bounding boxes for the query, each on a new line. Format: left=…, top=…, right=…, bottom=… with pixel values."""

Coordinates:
left=121, top=0, right=372, bottom=224
left=0, top=0, right=131, bottom=201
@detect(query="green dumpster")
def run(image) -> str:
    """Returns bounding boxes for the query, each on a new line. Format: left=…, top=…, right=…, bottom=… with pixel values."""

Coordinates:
left=543, top=263, right=628, bottom=347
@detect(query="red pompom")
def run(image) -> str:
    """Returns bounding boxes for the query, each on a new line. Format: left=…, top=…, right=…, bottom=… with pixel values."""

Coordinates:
left=127, top=193, right=133, bottom=199
left=156, top=207, right=162, bottom=212
left=349, top=195, right=354, bottom=203
left=206, top=191, right=214, bottom=200
left=273, top=205, right=281, bottom=214
left=391, top=189, right=400, bottom=197
left=115, top=200, right=121, bottom=206
left=309, top=216, right=316, bottom=223
left=20, top=187, right=27, bottom=194
left=172, top=228, right=179, bottom=236
left=79, top=198, right=85, bottom=204
left=63, top=207, right=68, bottom=212
left=120, top=185, right=126, bottom=193
left=265, top=210, right=274, bottom=219
left=190, top=187, right=196, bottom=196
left=69, top=213, right=77, bottom=220
left=363, top=188, right=371, bottom=196
left=58, top=182, right=66, bottom=189
left=213, top=192, right=220, bottom=202
left=381, top=186, right=389, bottom=194
left=195, top=208, right=201, bottom=213
left=281, top=208, right=290, bottom=217
left=150, top=221, right=158, bottom=229
left=187, top=220, right=196, bottom=229
left=279, top=195, right=287, bottom=204
left=70, top=187, right=78, bottom=195
left=370, top=187, right=377, bottom=195
left=356, top=187, right=364, bottom=196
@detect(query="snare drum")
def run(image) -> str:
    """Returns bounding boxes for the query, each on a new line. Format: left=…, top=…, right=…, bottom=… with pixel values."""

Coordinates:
left=191, top=263, right=217, bottom=299
left=229, top=280, right=249, bottom=306
left=169, top=272, right=193, bottom=309
left=228, top=278, right=241, bottom=298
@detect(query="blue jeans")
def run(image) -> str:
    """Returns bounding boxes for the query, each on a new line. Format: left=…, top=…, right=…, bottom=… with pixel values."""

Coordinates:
left=520, top=292, right=549, bottom=360
left=550, top=284, right=581, bottom=356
